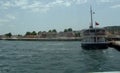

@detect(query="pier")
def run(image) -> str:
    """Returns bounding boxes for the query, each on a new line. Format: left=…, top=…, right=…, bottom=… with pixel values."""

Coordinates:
left=108, top=41, right=120, bottom=51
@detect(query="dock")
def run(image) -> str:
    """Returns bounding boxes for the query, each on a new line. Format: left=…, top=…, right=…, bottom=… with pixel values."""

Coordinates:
left=108, top=41, right=120, bottom=51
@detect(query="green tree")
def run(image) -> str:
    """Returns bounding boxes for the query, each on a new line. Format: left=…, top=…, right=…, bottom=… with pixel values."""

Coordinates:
left=64, top=29, right=68, bottom=32
left=68, top=28, right=72, bottom=32
left=32, top=31, right=37, bottom=35
left=25, top=32, right=31, bottom=35
left=48, top=30, right=52, bottom=32
left=52, top=29, right=57, bottom=32
left=5, top=33, right=12, bottom=38
left=18, top=34, right=22, bottom=37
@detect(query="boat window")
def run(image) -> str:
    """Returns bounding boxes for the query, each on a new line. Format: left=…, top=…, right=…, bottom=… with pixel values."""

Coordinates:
left=97, top=37, right=105, bottom=42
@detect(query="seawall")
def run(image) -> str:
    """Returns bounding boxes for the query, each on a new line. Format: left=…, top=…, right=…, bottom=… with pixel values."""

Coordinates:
left=0, top=38, right=82, bottom=41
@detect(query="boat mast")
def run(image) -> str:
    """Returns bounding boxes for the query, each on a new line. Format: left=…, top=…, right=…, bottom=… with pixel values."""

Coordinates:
left=90, top=6, right=93, bottom=28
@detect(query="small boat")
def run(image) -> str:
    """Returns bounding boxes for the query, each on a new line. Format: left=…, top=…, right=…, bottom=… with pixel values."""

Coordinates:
left=81, top=6, right=109, bottom=49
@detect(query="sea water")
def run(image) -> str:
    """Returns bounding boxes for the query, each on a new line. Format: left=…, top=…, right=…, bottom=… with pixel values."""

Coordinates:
left=0, top=40, right=120, bottom=73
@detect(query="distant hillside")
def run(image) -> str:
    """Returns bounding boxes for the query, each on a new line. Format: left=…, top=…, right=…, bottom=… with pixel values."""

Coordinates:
left=104, top=26, right=120, bottom=35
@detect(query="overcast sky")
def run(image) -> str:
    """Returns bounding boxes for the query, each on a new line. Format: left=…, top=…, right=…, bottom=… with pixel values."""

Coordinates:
left=0, top=0, right=120, bottom=35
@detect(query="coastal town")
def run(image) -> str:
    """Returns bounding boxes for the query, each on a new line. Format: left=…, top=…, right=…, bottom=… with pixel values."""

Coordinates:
left=0, top=26, right=120, bottom=41
left=0, top=28, right=81, bottom=41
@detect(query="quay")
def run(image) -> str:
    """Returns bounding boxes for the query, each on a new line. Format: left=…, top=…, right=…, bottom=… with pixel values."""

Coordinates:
left=0, top=38, right=82, bottom=41
left=108, top=41, right=120, bottom=51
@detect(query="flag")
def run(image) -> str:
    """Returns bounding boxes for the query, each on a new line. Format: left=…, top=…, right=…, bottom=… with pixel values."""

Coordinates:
left=95, top=22, right=99, bottom=26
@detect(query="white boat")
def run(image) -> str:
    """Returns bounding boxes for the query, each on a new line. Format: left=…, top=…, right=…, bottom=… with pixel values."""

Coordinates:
left=81, top=6, right=108, bottom=49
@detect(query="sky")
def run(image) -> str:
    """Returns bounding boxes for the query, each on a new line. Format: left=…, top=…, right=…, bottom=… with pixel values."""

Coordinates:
left=0, top=0, right=120, bottom=35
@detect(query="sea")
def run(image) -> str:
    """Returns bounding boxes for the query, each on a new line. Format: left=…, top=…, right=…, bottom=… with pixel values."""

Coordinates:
left=0, top=40, right=120, bottom=73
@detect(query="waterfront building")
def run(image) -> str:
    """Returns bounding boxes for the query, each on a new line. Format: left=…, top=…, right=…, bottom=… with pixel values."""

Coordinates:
left=58, top=31, right=75, bottom=38
left=104, top=26, right=120, bottom=35
left=46, top=32, right=57, bottom=38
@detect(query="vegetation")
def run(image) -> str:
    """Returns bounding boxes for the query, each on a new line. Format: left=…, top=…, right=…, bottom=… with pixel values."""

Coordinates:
left=1, top=26, right=120, bottom=39
left=64, top=28, right=73, bottom=32
left=64, top=29, right=68, bottom=32
left=25, top=32, right=31, bottom=35
left=32, top=31, right=37, bottom=35
left=48, top=30, right=52, bottom=32
left=25, top=31, right=37, bottom=36
left=2, top=28, right=82, bottom=38
left=75, top=33, right=81, bottom=37
left=5, top=33, right=12, bottom=38
left=68, top=28, right=72, bottom=32
left=18, top=34, right=22, bottom=37
left=52, top=29, right=57, bottom=32
left=48, top=29, right=57, bottom=33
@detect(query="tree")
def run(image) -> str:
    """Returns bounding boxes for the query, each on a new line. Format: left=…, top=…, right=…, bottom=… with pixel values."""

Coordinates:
left=52, top=29, right=57, bottom=33
left=5, top=33, right=12, bottom=38
left=18, top=34, right=22, bottom=37
left=25, top=32, right=31, bottom=36
left=64, top=29, right=68, bottom=32
left=48, top=30, right=52, bottom=32
left=75, top=33, right=81, bottom=37
left=68, top=28, right=72, bottom=32
left=25, top=31, right=37, bottom=36
left=32, top=31, right=37, bottom=35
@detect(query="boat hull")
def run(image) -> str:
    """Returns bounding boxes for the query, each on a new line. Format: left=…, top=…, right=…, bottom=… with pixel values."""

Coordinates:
left=81, top=42, right=108, bottom=50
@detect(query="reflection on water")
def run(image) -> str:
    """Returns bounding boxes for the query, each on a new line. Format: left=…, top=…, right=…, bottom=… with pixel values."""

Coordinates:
left=0, top=41, right=120, bottom=73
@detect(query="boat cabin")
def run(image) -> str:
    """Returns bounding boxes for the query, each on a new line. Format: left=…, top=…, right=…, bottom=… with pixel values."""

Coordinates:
left=81, top=28, right=107, bottom=43
left=82, top=28, right=106, bottom=36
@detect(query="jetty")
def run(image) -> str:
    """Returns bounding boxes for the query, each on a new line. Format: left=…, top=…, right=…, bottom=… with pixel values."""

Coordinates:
left=108, top=41, right=120, bottom=51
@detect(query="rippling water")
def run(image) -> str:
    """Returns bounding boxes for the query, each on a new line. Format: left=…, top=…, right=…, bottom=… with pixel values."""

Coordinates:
left=0, top=40, right=120, bottom=73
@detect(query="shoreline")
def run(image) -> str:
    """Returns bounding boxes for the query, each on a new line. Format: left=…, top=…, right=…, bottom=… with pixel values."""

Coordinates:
left=0, top=38, right=82, bottom=41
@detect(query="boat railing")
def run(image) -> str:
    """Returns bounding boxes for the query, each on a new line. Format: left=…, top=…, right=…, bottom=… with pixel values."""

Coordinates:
left=82, top=34, right=107, bottom=37
left=81, top=36, right=108, bottom=43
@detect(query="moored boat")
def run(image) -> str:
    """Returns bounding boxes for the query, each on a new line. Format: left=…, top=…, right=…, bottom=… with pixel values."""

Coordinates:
left=81, top=28, right=109, bottom=49
left=81, top=6, right=109, bottom=49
